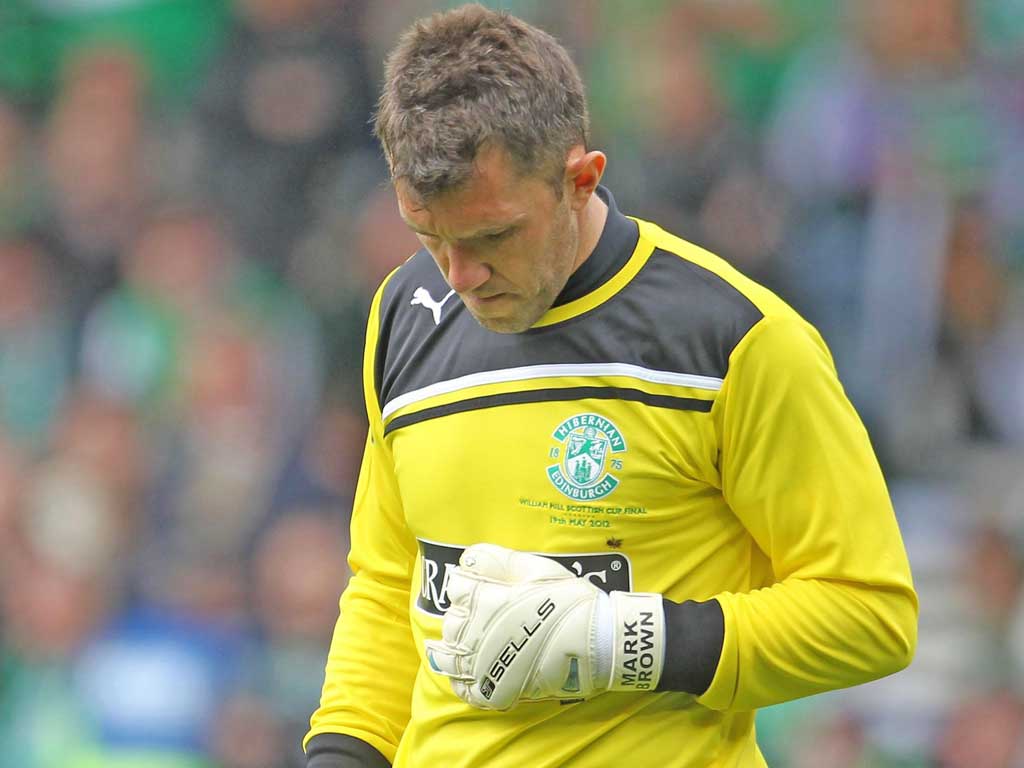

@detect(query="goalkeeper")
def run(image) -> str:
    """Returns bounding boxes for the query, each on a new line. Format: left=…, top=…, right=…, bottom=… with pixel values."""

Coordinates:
left=305, top=4, right=918, bottom=767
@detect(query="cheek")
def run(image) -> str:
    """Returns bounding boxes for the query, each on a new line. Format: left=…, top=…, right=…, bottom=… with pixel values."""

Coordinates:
left=540, top=213, right=576, bottom=275
left=506, top=241, right=548, bottom=289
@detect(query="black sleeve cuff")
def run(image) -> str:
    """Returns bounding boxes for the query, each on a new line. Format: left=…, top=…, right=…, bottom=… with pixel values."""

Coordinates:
left=305, top=733, right=392, bottom=768
left=656, top=598, right=725, bottom=695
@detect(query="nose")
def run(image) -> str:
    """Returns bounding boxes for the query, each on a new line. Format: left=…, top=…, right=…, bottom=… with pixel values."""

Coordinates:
left=444, top=246, right=491, bottom=294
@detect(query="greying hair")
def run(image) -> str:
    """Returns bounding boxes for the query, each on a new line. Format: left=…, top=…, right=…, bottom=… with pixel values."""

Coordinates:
left=374, top=3, right=590, bottom=199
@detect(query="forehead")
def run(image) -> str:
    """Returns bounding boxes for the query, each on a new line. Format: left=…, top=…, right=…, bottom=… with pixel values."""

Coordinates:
left=396, top=144, right=554, bottom=236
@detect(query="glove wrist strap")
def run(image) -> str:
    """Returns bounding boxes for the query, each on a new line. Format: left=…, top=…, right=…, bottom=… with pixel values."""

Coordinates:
left=608, top=592, right=665, bottom=692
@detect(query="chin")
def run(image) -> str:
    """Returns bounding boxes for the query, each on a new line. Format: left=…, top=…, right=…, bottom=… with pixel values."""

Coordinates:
left=472, top=314, right=534, bottom=334
left=468, top=293, right=553, bottom=334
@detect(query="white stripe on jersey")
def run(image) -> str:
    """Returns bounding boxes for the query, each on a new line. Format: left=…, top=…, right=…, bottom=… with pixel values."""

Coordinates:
left=381, top=363, right=723, bottom=421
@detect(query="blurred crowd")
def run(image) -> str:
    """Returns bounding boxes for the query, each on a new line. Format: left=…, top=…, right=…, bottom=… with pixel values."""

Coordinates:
left=0, top=1, right=1022, bottom=766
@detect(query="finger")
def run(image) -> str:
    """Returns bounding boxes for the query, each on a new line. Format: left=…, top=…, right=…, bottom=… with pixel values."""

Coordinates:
left=441, top=605, right=468, bottom=645
left=466, top=680, right=505, bottom=710
left=458, top=543, right=513, bottom=580
left=460, top=543, right=572, bottom=583
left=451, top=678, right=471, bottom=704
left=453, top=679, right=497, bottom=709
left=425, top=639, right=464, bottom=679
left=445, top=567, right=478, bottom=610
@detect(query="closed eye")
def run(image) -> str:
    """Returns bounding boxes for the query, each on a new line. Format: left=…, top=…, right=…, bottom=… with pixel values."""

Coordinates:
left=484, top=228, right=515, bottom=243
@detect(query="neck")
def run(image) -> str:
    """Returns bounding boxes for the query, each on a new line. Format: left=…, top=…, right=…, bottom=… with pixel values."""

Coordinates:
left=572, top=191, right=609, bottom=272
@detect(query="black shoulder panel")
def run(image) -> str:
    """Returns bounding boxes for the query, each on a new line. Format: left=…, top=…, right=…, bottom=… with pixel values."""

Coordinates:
left=374, top=248, right=452, bottom=407
left=372, top=246, right=763, bottom=411
left=600, top=248, right=763, bottom=377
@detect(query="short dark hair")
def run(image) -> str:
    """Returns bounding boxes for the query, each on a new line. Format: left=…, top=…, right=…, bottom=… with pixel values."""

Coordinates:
left=374, top=3, right=590, bottom=199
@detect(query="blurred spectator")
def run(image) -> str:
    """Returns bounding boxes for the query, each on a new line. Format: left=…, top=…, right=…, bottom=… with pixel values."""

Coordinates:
left=790, top=712, right=874, bottom=768
left=942, top=204, right=1008, bottom=348
left=80, top=204, right=322, bottom=427
left=70, top=200, right=324, bottom=631
left=764, top=0, right=1009, bottom=470
left=50, top=389, right=148, bottom=547
left=0, top=237, right=72, bottom=449
left=71, top=605, right=243, bottom=766
left=0, top=442, right=249, bottom=768
left=24, top=457, right=122, bottom=583
left=0, top=96, right=43, bottom=236
left=0, top=1, right=36, bottom=100
left=215, top=510, right=349, bottom=768
left=38, top=45, right=153, bottom=327
left=157, top=314, right=280, bottom=606
left=0, top=434, right=24, bottom=553
left=194, top=0, right=375, bottom=270
left=935, top=689, right=1024, bottom=768
left=938, top=202, right=1024, bottom=445
left=0, top=0, right=229, bottom=105
left=134, top=307, right=314, bottom=622
left=601, top=21, right=783, bottom=278
left=0, top=478, right=120, bottom=767
left=679, top=0, right=840, bottom=128
left=961, top=200, right=1024, bottom=445
left=298, top=400, right=364, bottom=501
left=212, top=693, right=285, bottom=768
left=360, top=0, right=438, bottom=83
left=290, top=181, right=419, bottom=391
left=966, top=523, right=1023, bottom=683
left=250, top=510, right=348, bottom=640
left=270, top=398, right=366, bottom=520
left=78, top=205, right=230, bottom=409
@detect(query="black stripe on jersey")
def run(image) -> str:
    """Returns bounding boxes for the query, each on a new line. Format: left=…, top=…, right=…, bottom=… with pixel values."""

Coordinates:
left=383, top=386, right=712, bottom=436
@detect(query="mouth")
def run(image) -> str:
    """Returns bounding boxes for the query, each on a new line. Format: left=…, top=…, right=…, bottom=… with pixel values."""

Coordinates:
left=461, top=292, right=536, bottom=332
left=464, top=292, right=509, bottom=309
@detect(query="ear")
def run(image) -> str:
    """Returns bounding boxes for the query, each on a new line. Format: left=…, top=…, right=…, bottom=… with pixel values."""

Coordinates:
left=564, top=147, right=607, bottom=211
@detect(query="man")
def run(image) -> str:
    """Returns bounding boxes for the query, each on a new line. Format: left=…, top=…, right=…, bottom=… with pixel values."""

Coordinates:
left=305, top=5, right=917, bottom=767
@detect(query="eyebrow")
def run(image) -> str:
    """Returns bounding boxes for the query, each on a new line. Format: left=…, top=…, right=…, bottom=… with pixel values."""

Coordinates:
left=405, top=214, right=527, bottom=241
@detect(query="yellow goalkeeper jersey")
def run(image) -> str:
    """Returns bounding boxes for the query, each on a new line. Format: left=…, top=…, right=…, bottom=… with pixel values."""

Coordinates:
left=306, top=190, right=917, bottom=767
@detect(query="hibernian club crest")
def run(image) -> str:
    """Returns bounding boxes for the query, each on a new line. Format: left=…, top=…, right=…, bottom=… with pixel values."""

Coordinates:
left=547, top=413, right=626, bottom=500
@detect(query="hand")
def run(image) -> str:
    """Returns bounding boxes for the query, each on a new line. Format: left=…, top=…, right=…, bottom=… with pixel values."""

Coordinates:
left=424, top=543, right=665, bottom=710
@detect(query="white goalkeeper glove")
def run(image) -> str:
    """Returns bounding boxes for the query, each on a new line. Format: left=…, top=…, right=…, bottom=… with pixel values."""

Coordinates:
left=424, top=543, right=665, bottom=710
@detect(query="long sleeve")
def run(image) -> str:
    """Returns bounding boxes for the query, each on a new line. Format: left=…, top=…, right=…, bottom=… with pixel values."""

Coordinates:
left=697, top=312, right=918, bottom=712
left=304, top=277, right=420, bottom=764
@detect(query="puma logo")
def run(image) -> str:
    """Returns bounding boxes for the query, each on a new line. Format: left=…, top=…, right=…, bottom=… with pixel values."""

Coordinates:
left=410, top=287, right=456, bottom=325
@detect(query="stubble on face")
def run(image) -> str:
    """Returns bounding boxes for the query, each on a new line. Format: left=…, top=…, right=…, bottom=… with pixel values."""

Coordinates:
left=478, top=190, right=579, bottom=334
left=396, top=145, right=582, bottom=334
